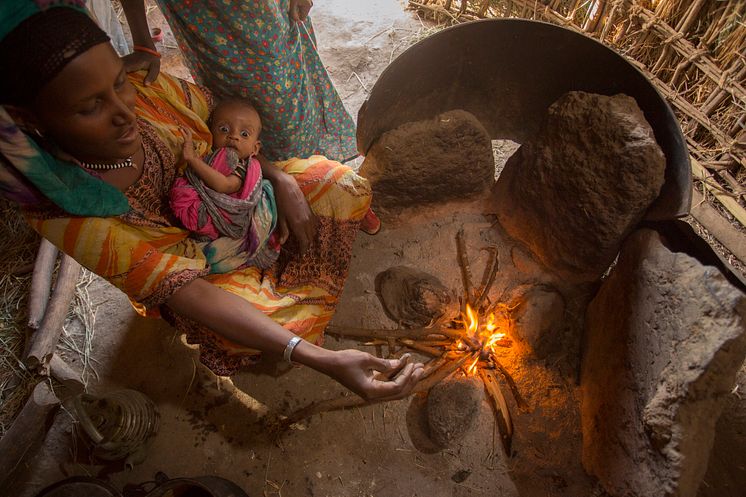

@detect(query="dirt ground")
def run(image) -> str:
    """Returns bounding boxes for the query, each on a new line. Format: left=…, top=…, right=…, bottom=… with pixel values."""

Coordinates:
left=5, top=2, right=524, bottom=497
left=4, top=1, right=745, bottom=497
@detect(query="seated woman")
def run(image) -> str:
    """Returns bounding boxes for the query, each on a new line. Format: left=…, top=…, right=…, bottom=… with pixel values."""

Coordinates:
left=0, top=3, right=422, bottom=399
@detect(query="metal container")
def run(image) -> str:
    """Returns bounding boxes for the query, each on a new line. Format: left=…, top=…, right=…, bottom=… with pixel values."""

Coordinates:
left=72, top=389, right=159, bottom=467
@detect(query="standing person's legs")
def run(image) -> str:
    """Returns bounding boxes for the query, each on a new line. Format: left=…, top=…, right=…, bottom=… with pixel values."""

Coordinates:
left=155, top=0, right=357, bottom=162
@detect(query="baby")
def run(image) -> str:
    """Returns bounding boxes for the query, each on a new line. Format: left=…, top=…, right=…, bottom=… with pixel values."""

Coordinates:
left=170, top=98, right=280, bottom=270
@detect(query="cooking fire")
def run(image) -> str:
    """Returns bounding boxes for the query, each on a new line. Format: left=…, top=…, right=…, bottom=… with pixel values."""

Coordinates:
left=281, top=229, right=527, bottom=455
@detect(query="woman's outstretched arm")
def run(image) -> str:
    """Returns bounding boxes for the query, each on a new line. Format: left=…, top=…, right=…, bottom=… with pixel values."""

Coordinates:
left=167, top=277, right=424, bottom=400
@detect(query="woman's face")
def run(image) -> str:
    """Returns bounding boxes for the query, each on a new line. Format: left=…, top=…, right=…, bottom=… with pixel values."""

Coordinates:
left=32, top=43, right=140, bottom=164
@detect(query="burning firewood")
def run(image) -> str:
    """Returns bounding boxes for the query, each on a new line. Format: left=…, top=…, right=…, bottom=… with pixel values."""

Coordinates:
left=326, top=323, right=463, bottom=340
left=415, top=352, right=474, bottom=391
left=303, top=230, right=527, bottom=448
left=398, top=338, right=443, bottom=357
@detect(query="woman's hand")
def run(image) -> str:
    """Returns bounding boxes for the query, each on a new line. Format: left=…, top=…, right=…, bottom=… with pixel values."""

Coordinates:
left=289, top=0, right=314, bottom=22
left=324, top=351, right=424, bottom=401
left=122, top=50, right=161, bottom=85
left=120, top=1, right=161, bottom=85
left=271, top=171, right=318, bottom=255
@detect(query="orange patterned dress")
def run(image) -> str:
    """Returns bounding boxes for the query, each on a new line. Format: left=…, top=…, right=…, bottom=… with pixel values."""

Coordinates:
left=23, top=73, right=371, bottom=375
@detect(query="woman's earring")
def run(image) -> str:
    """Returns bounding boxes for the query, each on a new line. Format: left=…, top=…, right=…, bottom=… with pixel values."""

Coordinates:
left=33, top=128, right=44, bottom=138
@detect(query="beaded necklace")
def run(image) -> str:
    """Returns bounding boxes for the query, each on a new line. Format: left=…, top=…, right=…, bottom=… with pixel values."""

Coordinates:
left=78, top=157, right=135, bottom=170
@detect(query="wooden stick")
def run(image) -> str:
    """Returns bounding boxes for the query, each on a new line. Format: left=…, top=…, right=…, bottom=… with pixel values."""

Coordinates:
left=27, top=239, right=59, bottom=330
left=476, top=246, right=499, bottom=311
left=48, top=354, right=85, bottom=397
left=0, top=382, right=60, bottom=489
left=413, top=340, right=453, bottom=347
left=690, top=189, right=746, bottom=263
left=326, top=324, right=463, bottom=340
left=692, top=157, right=746, bottom=228
left=479, top=369, right=513, bottom=456
left=414, top=353, right=472, bottom=392
left=399, top=338, right=445, bottom=357
left=10, top=262, right=35, bottom=277
left=421, top=354, right=449, bottom=378
left=456, top=229, right=476, bottom=304
left=491, top=354, right=529, bottom=412
left=26, top=255, right=82, bottom=370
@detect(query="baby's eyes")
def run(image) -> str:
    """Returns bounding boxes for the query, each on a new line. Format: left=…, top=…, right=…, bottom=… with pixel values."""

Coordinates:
left=240, top=130, right=250, bottom=138
left=219, top=125, right=230, bottom=133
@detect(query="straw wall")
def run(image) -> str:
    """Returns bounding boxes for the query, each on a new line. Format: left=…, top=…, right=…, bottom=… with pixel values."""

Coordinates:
left=409, top=0, right=746, bottom=225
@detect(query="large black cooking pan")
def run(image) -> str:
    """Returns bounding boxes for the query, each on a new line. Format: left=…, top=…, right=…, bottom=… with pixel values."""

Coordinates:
left=357, top=19, right=691, bottom=220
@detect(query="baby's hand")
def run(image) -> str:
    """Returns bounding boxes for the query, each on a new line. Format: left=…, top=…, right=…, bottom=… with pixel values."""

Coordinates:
left=181, top=128, right=196, bottom=162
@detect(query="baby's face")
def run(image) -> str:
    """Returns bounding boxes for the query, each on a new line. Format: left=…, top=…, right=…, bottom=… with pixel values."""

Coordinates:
left=210, top=102, right=262, bottom=159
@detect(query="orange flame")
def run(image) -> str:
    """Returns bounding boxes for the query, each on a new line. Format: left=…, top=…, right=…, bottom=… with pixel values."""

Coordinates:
left=459, top=303, right=512, bottom=375
left=466, top=354, right=480, bottom=375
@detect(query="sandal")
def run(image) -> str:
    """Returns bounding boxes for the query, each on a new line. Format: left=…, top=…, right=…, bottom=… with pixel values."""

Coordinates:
left=360, top=207, right=381, bottom=235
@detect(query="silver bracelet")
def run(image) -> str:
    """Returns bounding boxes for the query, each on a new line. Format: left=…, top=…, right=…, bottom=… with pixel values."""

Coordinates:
left=283, top=336, right=302, bottom=364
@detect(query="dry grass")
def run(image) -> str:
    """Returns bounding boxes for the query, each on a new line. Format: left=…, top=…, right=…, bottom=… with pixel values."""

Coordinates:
left=0, top=199, right=98, bottom=437
left=58, top=269, right=101, bottom=389
left=0, top=199, right=40, bottom=437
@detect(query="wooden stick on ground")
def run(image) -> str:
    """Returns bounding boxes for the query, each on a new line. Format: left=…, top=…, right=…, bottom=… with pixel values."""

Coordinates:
left=48, top=354, right=85, bottom=397
left=479, top=368, right=513, bottom=456
left=491, top=354, right=529, bottom=412
left=398, top=338, right=444, bottom=357
left=476, top=246, right=499, bottom=311
left=27, top=239, right=59, bottom=330
left=413, top=352, right=472, bottom=393
left=0, top=381, right=60, bottom=489
left=26, top=254, right=82, bottom=370
left=456, top=229, right=477, bottom=305
left=10, top=262, right=35, bottom=277
left=421, top=354, right=449, bottom=378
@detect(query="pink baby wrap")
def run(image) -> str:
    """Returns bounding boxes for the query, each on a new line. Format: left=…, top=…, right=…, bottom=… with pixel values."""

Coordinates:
left=170, top=148, right=262, bottom=240
left=169, top=147, right=279, bottom=271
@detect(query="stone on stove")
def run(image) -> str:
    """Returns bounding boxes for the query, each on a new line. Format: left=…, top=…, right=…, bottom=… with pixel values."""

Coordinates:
left=427, top=376, right=483, bottom=448
left=375, top=266, right=453, bottom=327
left=493, top=91, right=666, bottom=282
left=360, top=109, right=494, bottom=216
left=509, top=285, right=565, bottom=357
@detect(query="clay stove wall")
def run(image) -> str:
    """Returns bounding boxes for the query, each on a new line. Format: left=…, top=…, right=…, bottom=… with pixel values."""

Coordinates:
left=581, top=229, right=746, bottom=497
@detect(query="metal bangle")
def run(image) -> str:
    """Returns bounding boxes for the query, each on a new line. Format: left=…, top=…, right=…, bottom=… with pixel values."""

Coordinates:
left=283, top=336, right=302, bottom=364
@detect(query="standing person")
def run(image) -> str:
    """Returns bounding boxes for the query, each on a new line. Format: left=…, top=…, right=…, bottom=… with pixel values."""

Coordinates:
left=121, top=0, right=358, bottom=163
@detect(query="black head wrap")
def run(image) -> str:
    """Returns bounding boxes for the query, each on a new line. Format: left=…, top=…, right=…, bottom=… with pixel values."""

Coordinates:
left=0, top=7, right=110, bottom=105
